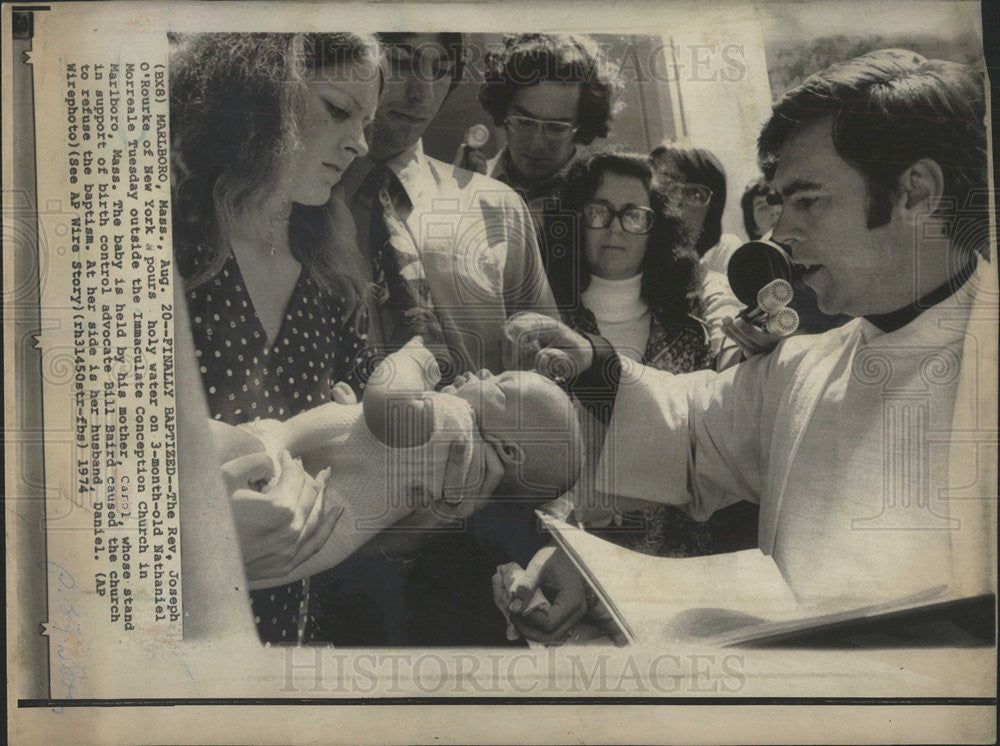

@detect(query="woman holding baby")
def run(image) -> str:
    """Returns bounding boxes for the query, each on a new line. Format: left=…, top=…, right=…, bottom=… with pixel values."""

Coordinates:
left=169, top=32, right=384, bottom=643
left=170, top=33, right=499, bottom=644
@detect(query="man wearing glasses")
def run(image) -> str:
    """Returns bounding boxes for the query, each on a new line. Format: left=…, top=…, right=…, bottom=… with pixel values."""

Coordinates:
left=649, top=145, right=738, bottom=276
left=342, top=32, right=557, bottom=375
left=479, top=33, right=622, bottom=308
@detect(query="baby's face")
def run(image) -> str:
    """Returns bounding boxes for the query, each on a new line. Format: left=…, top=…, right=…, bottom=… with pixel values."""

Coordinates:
left=445, top=369, right=566, bottom=438
left=445, top=369, right=581, bottom=496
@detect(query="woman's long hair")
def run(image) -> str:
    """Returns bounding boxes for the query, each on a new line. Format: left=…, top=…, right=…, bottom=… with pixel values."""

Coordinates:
left=561, top=151, right=703, bottom=324
left=169, top=32, right=380, bottom=295
left=649, top=145, right=727, bottom=257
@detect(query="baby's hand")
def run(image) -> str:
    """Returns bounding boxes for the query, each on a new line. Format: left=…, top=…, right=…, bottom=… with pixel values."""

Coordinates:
left=331, top=381, right=357, bottom=405
left=367, top=336, right=442, bottom=392
left=395, top=336, right=441, bottom=384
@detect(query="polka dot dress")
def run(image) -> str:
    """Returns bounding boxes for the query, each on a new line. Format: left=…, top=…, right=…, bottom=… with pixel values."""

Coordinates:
left=188, top=253, right=373, bottom=644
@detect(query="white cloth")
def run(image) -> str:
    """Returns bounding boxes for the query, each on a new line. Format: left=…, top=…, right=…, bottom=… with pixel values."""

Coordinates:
left=485, top=150, right=502, bottom=180
left=244, top=395, right=478, bottom=589
left=700, top=232, right=744, bottom=276
left=596, top=263, right=997, bottom=606
left=343, top=141, right=558, bottom=373
left=581, top=273, right=650, bottom=362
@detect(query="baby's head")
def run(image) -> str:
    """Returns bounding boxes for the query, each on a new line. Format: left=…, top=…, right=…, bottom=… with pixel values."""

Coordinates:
left=448, top=370, right=584, bottom=498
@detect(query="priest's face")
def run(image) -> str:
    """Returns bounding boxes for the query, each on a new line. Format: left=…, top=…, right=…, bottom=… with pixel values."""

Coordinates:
left=770, top=117, right=911, bottom=318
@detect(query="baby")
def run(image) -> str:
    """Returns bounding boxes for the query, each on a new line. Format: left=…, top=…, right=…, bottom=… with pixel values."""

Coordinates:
left=241, top=337, right=584, bottom=589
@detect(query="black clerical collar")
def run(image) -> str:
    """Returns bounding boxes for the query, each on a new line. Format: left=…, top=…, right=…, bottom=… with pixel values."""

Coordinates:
left=864, top=255, right=978, bottom=333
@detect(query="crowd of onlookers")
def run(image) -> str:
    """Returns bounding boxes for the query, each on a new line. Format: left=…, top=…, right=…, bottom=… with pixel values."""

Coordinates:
left=169, top=32, right=990, bottom=646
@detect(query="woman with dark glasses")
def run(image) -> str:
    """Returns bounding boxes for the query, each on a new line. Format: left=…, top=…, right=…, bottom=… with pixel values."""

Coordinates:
left=560, top=151, right=710, bottom=372
left=558, top=150, right=759, bottom=558
left=650, top=144, right=744, bottom=276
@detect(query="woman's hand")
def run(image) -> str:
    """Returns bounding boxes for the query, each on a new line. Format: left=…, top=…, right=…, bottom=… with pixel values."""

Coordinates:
left=369, top=433, right=506, bottom=562
left=369, top=397, right=504, bottom=565
left=222, top=450, right=344, bottom=582
left=503, top=312, right=594, bottom=381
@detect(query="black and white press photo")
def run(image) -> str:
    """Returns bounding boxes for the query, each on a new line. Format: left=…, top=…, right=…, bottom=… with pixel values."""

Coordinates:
left=4, top=2, right=996, bottom=744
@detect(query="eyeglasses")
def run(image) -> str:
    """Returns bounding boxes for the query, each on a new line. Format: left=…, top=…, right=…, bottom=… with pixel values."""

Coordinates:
left=504, top=114, right=579, bottom=141
left=661, top=180, right=713, bottom=208
left=582, top=202, right=656, bottom=235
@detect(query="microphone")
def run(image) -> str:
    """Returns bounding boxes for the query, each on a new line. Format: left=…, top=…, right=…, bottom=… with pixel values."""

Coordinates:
left=464, top=123, right=490, bottom=149
left=454, top=124, right=490, bottom=172
left=763, top=305, right=800, bottom=335
left=727, top=238, right=800, bottom=336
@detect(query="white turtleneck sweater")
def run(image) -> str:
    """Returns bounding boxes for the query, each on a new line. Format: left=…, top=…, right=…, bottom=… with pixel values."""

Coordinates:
left=581, top=273, right=650, bottom=362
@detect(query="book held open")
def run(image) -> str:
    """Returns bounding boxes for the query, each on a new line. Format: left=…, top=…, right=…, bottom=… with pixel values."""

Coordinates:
left=538, top=512, right=966, bottom=647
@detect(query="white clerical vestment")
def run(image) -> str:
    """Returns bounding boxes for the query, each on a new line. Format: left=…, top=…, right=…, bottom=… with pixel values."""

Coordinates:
left=596, top=264, right=997, bottom=606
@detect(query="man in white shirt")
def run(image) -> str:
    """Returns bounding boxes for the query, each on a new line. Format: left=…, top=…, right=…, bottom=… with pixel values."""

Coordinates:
left=500, top=49, right=995, bottom=642
left=314, top=33, right=559, bottom=646
left=341, top=32, right=557, bottom=375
